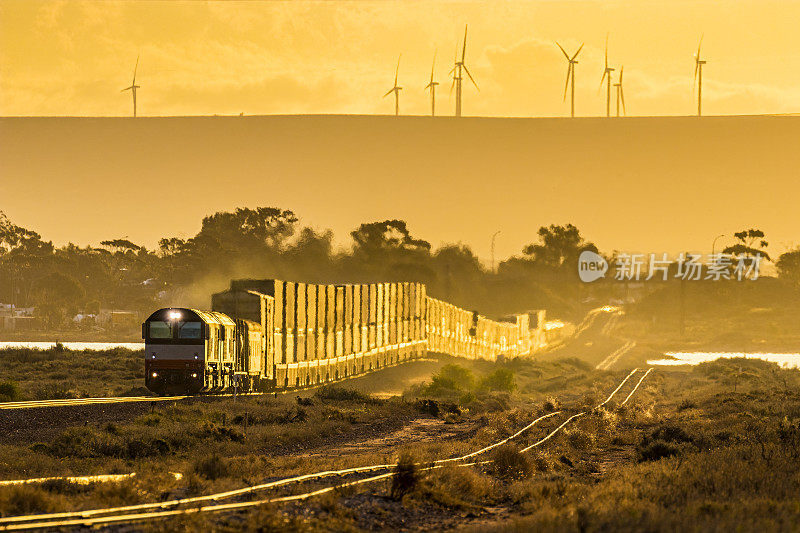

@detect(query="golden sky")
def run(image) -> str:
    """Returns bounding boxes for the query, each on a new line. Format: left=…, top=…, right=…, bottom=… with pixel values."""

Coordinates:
left=2, top=0, right=800, bottom=118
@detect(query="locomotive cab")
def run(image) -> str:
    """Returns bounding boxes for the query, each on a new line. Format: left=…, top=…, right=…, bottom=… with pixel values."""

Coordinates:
left=142, top=308, right=235, bottom=395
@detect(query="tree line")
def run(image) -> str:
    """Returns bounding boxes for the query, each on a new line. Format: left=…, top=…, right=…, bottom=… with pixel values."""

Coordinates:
left=0, top=208, right=798, bottom=331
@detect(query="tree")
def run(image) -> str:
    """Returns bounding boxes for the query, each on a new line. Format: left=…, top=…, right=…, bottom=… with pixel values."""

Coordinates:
left=100, top=239, right=142, bottom=253
left=197, top=207, right=299, bottom=251
left=722, top=229, right=771, bottom=262
left=350, top=220, right=431, bottom=255
left=522, top=224, right=597, bottom=269
left=0, top=211, right=43, bottom=255
left=776, top=248, right=800, bottom=285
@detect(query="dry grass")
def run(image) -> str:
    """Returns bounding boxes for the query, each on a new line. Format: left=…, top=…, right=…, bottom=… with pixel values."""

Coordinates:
left=1, top=353, right=799, bottom=531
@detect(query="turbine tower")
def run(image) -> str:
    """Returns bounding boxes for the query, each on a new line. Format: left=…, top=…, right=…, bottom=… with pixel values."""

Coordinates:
left=556, top=42, right=583, bottom=117
left=383, top=55, right=402, bottom=116
left=121, top=55, right=140, bottom=117
left=450, top=25, right=479, bottom=117
left=599, top=35, right=615, bottom=117
left=424, top=51, right=439, bottom=116
left=693, top=37, right=706, bottom=116
left=614, top=66, right=626, bottom=117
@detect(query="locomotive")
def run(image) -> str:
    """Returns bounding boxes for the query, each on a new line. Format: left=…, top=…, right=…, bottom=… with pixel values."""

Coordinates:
left=142, top=279, right=549, bottom=395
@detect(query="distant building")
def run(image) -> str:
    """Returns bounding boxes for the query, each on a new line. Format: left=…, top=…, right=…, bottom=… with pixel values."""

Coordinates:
left=98, top=309, right=139, bottom=328
left=0, top=303, right=38, bottom=330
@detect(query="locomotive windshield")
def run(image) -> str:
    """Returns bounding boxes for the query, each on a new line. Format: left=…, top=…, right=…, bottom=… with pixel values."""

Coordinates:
left=146, top=320, right=203, bottom=341
left=148, top=321, right=172, bottom=338
left=178, top=322, right=202, bottom=339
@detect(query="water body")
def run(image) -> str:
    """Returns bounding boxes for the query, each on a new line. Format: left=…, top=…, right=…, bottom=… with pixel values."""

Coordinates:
left=0, top=342, right=144, bottom=351
left=648, top=352, right=800, bottom=369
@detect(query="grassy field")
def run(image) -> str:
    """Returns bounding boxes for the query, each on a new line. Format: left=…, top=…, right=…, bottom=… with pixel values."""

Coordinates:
left=0, top=352, right=798, bottom=531
left=0, top=346, right=146, bottom=401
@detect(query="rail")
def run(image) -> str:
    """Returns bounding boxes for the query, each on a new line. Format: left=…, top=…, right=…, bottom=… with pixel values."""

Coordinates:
left=0, top=368, right=654, bottom=531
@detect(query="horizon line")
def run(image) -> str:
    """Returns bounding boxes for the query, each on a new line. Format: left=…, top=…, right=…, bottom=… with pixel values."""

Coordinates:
left=2, top=112, right=799, bottom=120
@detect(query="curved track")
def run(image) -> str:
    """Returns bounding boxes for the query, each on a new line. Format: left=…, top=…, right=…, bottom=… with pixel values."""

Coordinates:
left=0, top=368, right=654, bottom=531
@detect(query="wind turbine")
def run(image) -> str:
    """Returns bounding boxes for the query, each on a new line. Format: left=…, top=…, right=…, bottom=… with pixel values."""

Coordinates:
left=556, top=42, right=583, bottom=117
left=424, top=51, right=439, bottom=116
left=693, top=36, right=706, bottom=116
left=121, top=55, right=140, bottom=117
left=450, top=25, right=479, bottom=117
left=599, top=35, right=615, bottom=117
left=614, top=66, right=626, bottom=117
left=383, top=55, right=402, bottom=116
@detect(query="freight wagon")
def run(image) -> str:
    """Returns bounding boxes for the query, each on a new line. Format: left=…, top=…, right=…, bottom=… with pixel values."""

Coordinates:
left=142, top=279, right=549, bottom=395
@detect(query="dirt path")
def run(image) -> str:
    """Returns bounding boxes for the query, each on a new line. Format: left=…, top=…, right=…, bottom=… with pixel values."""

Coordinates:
left=301, top=417, right=479, bottom=459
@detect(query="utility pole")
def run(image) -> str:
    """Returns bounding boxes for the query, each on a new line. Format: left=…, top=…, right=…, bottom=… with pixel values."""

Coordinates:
left=712, top=234, right=725, bottom=255
left=491, top=231, right=501, bottom=274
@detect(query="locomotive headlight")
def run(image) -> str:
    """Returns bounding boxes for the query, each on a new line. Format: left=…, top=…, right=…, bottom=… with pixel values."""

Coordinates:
left=151, top=372, right=158, bottom=378
left=168, top=311, right=182, bottom=320
left=191, top=373, right=198, bottom=378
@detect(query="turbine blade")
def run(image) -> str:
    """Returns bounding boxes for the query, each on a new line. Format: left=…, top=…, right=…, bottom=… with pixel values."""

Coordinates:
left=121, top=86, right=131, bottom=92
left=604, top=33, right=609, bottom=69
left=384, top=88, right=394, bottom=98
left=132, top=54, right=139, bottom=83
left=696, top=34, right=703, bottom=59
left=600, top=69, right=607, bottom=89
left=462, top=24, right=468, bottom=62
left=619, top=65, right=623, bottom=83
left=620, top=86, right=626, bottom=115
left=395, top=54, right=401, bottom=85
left=431, top=50, right=436, bottom=82
left=555, top=41, right=570, bottom=59
left=571, top=43, right=584, bottom=61
left=463, top=64, right=479, bottom=91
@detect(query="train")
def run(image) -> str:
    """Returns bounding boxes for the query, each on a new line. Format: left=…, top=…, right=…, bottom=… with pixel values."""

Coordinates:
left=142, top=279, right=558, bottom=395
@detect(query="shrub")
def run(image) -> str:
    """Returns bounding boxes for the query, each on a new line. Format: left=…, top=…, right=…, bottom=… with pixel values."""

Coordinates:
left=637, top=440, right=681, bottom=462
left=193, top=454, right=229, bottom=480
left=40, top=478, right=93, bottom=495
left=677, top=399, right=697, bottom=411
left=196, top=422, right=245, bottom=443
left=315, top=386, right=373, bottom=403
left=479, top=368, right=516, bottom=392
left=48, top=427, right=118, bottom=458
left=125, top=437, right=171, bottom=458
left=421, top=365, right=475, bottom=396
left=566, top=428, right=594, bottom=450
left=431, top=466, right=493, bottom=504
left=650, top=424, right=693, bottom=444
left=414, top=399, right=440, bottom=416
left=0, top=485, right=56, bottom=515
left=296, top=396, right=314, bottom=406
left=543, top=396, right=561, bottom=412
left=391, top=452, right=419, bottom=501
left=492, top=444, right=533, bottom=480
left=636, top=423, right=692, bottom=462
left=0, top=381, right=23, bottom=402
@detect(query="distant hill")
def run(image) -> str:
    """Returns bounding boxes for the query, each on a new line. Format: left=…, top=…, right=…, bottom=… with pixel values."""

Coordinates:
left=1, top=115, right=798, bottom=261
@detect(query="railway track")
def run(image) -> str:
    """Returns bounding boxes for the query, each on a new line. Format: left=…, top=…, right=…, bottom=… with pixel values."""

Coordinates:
left=0, top=367, right=654, bottom=531
left=0, top=396, right=188, bottom=410
left=0, top=356, right=447, bottom=411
